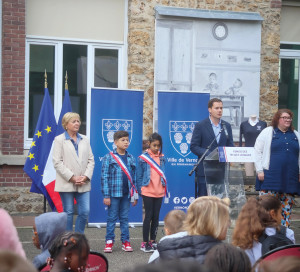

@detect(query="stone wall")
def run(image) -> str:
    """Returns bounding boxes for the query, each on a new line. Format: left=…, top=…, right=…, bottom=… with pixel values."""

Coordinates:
left=127, top=0, right=281, bottom=138
left=0, top=186, right=44, bottom=214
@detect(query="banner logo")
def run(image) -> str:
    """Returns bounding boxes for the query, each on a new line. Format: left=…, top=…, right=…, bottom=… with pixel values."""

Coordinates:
left=102, top=119, right=133, bottom=151
left=169, top=121, right=196, bottom=157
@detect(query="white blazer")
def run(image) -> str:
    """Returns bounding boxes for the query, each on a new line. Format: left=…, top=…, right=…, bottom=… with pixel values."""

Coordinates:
left=52, top=133, right=95, bottom=192
left=254, top=126, right=300, bottom=172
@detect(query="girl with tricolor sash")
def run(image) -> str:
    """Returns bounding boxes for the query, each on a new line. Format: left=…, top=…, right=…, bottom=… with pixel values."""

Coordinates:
left=137, top=133, right=169, bottom=253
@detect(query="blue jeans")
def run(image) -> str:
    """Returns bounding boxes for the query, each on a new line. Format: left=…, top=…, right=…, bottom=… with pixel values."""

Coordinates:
left=106, top=195, right=130, bottom=243
left=59, top=191, right=90, bottom=234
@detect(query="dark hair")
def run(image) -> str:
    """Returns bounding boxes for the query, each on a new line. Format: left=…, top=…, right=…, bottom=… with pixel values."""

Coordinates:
left=271, top=109, right=294, bottom=131
left=48, top=232, right=90, bottom=261
left=113, top=130, right=129, bottom=141
left=205, top=243, right=251, bottom=272
left=208, top=98, right=222, bottom=109
left=149, top=132, right=163, bottom=154
left=232, top=195, right=281, bottom=249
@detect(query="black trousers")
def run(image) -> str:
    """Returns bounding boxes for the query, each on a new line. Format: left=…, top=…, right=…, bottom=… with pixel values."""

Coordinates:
left=142, top=195, right=163, bottom=242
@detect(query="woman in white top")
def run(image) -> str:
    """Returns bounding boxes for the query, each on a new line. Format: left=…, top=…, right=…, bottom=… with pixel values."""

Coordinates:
left=232, top=195, right=295, bottom=266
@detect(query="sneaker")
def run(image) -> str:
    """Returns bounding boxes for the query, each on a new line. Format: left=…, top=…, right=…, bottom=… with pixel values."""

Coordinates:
left=122, top=241, right=133, bottom=252
left=104, top=240, right=113, bottom=253
left=140, top=241, right=154, bottom=253
left=150, top=241, right=157, bottom=250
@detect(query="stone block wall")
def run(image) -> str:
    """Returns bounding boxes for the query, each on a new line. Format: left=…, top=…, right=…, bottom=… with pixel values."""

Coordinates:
left=127, top=0, right=282, bottom=138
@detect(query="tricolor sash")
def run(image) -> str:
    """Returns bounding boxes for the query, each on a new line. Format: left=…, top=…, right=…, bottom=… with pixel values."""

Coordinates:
left=110, top=152, right=138, bottom=202
left=139, top=153, right=170, bottom=202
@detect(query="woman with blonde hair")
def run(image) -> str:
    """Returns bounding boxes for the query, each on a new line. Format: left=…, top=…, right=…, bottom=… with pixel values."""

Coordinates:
left=157, top=196, right=230, bottom=264
left=53, top=112, right=95, bottom=234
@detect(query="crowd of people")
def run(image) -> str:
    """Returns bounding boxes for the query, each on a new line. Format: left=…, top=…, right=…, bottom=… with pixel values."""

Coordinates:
left=1, top=101, right=300, bottom=271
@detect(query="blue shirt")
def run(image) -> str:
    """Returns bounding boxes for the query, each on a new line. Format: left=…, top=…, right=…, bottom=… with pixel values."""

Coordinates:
left=209, top=117, right=221, bottom=143
left=64, top=131, right=82, bottom=156
left=101, top=149, right=136, bottom=198
left=118, top=153, right=129, bottom=195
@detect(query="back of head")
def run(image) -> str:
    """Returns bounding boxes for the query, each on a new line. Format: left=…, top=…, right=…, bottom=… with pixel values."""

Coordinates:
left=125, top=260, right=215, bottom=272
left=48, top=232, right=90, bottom=271
left=232, top=196, right=279, bottom=249
left=204, top=243, right=251, bottom=272
left=0, top=208, right=26, bottom=258
left=164, top=210, right=186, bottom=235
left=0, top=250, right=37, bottom=272
left=49, top=232, right=90, bottom=260
left=35, top=212, right=67, bottom=250
left=258, top=256, right=300, bottom=272
left=184, top=196, right=230, bottom=239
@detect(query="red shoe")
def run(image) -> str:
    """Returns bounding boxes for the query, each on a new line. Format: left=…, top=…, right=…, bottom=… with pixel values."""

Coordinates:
left=122, top=241, right=133, bottom=252
left=104, top=240, right=113, bottom=253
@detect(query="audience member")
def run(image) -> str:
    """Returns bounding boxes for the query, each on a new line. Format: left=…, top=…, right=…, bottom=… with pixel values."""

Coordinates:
left=157, top=196, right=230, bottom=263
left=0, top=250, right=37, bottom=272
left=232, top=195, right=295, bottom=266
left=125, top=259, right=215, bottom=272
left=204, top=243, right=251, bottom=272
left=0, top=208, right=26, bottom=258
left=46, top=232, right=90, bottom=272
left=32, top=212, right=67, bottom=269
left=149, top=210, right=187, bottom=263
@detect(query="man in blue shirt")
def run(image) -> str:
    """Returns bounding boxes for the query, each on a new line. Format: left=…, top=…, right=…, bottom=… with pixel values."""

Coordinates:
left=190, top=98, right=234, bottom=196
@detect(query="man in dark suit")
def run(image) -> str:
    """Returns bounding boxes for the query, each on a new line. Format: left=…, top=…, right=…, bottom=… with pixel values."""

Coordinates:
left=190, top=98, right=234, bottom=197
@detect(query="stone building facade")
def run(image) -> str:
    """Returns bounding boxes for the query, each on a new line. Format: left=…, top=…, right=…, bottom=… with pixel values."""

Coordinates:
left=0, top=0, right=284, bottom=213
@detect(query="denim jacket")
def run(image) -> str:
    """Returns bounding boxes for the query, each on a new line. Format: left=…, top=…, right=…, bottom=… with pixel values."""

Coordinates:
left=136, top=151, right=166, bottom=194
left=101, top=149, right=136, bottom=198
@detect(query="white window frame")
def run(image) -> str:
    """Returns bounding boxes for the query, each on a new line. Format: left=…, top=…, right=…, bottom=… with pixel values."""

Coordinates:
left=24, top=37, right=126, bottom=149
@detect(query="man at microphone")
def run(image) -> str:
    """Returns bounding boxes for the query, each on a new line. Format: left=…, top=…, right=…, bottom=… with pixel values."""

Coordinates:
left=190, top=98, right=234, bottom=197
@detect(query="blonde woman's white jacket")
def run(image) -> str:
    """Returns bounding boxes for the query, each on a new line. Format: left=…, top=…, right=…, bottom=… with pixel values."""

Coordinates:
left=254, top=126, right=300, bottom=173
left=52, top=133, right=95, bottom=192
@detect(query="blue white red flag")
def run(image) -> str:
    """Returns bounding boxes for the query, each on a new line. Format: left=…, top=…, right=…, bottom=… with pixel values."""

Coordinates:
left=42, top=89, right=73, bottom=212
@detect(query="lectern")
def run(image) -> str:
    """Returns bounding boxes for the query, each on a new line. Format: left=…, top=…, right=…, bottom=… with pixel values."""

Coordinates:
left=203, top=148, right=247, bottom=220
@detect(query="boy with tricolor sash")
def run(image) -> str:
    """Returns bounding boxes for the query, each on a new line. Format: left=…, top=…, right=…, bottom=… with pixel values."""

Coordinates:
left=101, top=130, right=138, bottom=253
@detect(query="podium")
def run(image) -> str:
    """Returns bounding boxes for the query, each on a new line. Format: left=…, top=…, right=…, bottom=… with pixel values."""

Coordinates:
left=203, top=148, right=247, bottom=220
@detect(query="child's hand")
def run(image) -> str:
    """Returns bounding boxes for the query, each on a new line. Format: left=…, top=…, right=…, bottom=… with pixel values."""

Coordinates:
left=132, top=200, right=137, bottom=206
left=103, top=198, right=111, bottom=206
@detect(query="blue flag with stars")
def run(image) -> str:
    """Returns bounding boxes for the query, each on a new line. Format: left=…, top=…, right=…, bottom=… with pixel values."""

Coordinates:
left=23, top=88, right=58, bottom=210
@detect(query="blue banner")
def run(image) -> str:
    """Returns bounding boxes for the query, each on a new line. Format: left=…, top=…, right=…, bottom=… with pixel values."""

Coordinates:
left=89, top=88, right=144, bottom=224
left=157, top=91, right=209, bottom=220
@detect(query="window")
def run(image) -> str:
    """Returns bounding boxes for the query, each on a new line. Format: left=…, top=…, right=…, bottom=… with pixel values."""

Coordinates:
left=25, top=39, right=125, bottom=148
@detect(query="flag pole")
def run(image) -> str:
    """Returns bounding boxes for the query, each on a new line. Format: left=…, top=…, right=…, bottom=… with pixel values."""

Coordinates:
left=43, top=70, right=47, bottom=213
left=65, top=70, right=68, bottom=90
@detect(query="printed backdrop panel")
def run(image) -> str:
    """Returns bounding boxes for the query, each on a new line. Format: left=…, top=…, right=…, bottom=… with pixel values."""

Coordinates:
left=157, top=91, right=210, bottom=221
left=89, top=88, right=144, bottom=224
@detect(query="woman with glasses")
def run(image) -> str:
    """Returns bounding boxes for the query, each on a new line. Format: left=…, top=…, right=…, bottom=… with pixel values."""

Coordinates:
left=254, top=109, right=300, bottom=227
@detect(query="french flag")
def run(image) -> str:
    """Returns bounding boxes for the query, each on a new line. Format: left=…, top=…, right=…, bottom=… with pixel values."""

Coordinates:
left=42, top=89, right=72, bottom=212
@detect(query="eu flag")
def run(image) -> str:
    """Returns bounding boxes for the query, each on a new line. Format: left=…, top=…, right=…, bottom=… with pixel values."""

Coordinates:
left=24, top=88, right=58, bottom=210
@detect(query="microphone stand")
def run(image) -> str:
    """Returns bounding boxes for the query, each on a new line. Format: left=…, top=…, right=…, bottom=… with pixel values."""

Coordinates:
left=189, top=127, right=224, bottom=198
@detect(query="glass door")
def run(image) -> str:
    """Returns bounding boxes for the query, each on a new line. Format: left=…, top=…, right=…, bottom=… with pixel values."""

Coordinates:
left=279, top=45, right=300, bottom=130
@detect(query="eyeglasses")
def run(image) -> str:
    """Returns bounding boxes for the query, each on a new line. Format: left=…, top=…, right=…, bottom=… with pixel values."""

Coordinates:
left=280, top=116, right=292, bottom=121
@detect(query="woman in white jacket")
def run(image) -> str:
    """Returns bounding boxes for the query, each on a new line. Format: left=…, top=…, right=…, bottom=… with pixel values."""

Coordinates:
left=254, top=109, right=300, bottom=227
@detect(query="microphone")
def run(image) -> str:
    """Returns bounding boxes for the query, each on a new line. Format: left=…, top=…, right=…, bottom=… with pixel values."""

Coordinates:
left=222, top=122, right=228, bottom=137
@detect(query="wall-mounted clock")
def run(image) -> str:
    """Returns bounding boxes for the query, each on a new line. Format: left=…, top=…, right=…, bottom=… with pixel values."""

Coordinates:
left=212, top=22, right=228, bottom=40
